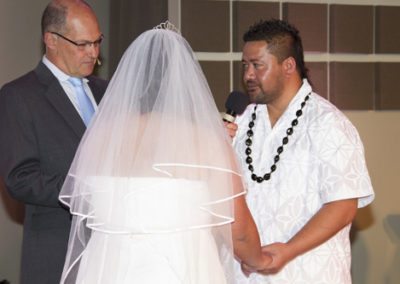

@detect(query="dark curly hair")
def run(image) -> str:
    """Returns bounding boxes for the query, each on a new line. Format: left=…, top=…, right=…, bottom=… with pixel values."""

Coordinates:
left=243, top=19, right=308, bottom=80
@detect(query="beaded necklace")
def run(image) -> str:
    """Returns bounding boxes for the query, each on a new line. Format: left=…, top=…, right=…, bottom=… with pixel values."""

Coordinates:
left=245, top=93, right=310, bottom=183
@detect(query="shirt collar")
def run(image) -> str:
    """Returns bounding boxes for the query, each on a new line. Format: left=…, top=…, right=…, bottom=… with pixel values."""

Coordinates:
left=42, top=55, right=89, bottom=84
left=283, top=79, right=313, bottom=114
left=291, top=79, right=313, bottom=105
left=266, top=79, right=313, bottom=130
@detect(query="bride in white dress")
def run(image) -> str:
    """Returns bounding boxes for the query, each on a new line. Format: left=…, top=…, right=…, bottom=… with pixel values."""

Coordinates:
left=59, top=22, right=270, bottom=284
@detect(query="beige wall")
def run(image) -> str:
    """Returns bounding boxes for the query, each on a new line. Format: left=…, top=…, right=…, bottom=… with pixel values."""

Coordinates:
left=0, top=1, right=109, bottom=283
left=346, top=111, right=400, bottom=284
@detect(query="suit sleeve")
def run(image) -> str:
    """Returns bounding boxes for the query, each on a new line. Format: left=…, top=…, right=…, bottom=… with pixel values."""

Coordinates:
left=0, top=85, right=65, bottom=208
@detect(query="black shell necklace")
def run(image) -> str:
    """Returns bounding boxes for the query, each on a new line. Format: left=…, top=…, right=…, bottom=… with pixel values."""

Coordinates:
left=245, top=93, right=310, bottom=183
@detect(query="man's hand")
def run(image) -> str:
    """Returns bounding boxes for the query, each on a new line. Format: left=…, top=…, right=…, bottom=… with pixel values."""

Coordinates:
left=224, top=121, right=238, bottom=139
left=258, top=242, right=294, bottom=274
left=241, top=251, right=273, bottom=277
left=241, top=242, right=294, bottom=276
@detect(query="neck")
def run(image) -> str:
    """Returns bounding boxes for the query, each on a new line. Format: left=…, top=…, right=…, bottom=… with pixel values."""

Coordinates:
left=267, top=78, right=303, bottom=128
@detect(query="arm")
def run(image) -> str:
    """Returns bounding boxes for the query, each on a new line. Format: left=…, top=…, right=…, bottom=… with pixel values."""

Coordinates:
left=253, top=113, right=371, bottom=275
left=0, top=86, right=65, bottom=208
left=258, top=198, right=357, bottom=274
left=231, top=174, right=272, bottom=269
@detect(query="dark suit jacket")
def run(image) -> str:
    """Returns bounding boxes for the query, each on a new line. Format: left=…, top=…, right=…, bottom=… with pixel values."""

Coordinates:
left=0, top=62, right=108, bottom=284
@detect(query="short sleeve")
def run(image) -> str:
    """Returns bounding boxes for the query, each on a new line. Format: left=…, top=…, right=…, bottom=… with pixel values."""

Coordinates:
left=317, top=114, right=374, bottom=208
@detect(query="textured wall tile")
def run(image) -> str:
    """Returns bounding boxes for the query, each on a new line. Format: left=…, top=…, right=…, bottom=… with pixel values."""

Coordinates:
left=233, top=61, right=245, bottom=93
left=329, top=62, right=374, bottom=110
left=376, top=63, right=400, bottom=110
left=330, top=5, right=373, bottom=53
left=109, top=0, right=168, bottom=74
left=283, top=3, right=327, bottom=52
left=376, top=6, right=400, bottom=54
left=307, top=62, right=327, bottom=99
left=199, top=61, right=230, bottom=111
left=182, top=0, right=229, bottom=52
left=233, top=1, right=279, bottom=52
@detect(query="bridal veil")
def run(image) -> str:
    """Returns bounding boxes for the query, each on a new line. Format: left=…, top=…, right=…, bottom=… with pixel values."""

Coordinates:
left=59, top=23, right=244, bottom=283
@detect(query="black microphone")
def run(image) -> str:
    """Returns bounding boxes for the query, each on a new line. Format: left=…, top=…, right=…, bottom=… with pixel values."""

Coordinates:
left=222, top=91, right=249, bottom=123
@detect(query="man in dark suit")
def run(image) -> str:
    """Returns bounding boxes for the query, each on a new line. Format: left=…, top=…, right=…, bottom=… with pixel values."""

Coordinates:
left=0, top=1, right=107, bottom=283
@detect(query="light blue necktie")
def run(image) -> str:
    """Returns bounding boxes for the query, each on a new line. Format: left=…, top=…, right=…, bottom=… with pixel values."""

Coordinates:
left=69, top=77, right=95, bottom=126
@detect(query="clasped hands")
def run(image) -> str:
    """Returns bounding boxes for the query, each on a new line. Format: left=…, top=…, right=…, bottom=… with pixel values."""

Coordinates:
left=241, top=242, right=294, bottom=276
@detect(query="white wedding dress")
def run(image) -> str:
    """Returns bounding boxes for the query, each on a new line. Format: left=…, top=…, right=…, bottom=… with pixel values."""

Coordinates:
left=74, top=177, right=227, bottom=284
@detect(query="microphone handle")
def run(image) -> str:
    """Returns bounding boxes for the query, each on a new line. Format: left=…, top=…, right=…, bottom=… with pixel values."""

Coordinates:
left=222, top=109, right=236, bottom=123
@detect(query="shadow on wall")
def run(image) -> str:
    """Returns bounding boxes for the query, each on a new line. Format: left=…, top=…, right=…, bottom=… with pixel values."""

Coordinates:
left=0, top=177, right=24, bottom=225
left=383, top=214, right=400, bottom=284
left=350, top=205, right=375, bottom=284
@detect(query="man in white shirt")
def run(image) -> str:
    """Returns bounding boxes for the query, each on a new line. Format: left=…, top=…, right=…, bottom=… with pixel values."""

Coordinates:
left=0, top=1, right=107, bottom=283
left=226, top=19, right=374, bottom=283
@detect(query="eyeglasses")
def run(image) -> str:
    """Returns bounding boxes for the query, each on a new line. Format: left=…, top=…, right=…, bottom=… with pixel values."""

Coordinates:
left=51, top=32, right=104, bottom=50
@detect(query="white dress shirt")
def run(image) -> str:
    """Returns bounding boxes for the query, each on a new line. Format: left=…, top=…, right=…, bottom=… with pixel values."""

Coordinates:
left=42, top=56, right=98, bottom=119
left=230, top=79, right=374, bottom=284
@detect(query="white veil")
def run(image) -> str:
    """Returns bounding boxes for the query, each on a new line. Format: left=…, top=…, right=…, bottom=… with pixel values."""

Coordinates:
left=59, top=24, right=244, bottom=283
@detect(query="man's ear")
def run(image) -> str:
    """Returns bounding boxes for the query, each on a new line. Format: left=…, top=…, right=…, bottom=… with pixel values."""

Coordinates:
left=43, top=32, right=57, bottom=50
left=283, top=57, right=296, bottom=75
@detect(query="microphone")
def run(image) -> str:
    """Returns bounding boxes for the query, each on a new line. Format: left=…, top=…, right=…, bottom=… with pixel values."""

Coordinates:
left=96, top=58, right=102, bottom=66
left=222, top=91, right=249, bottom=123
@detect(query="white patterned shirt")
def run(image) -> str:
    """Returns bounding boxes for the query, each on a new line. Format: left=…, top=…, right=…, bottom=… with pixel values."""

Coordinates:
left=231, top=79, right=374, bottom=284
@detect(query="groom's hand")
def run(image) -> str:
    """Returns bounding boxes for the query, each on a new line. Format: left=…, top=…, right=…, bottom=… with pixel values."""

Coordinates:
left=258, top=242, right=294, bottom=275
left=241, top=252, right=273, bottom=277
left=224, top=121, right=238, bottom=139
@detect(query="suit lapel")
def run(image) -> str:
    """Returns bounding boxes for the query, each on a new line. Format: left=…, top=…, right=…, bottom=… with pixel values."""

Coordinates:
left=88, top=78, right=104, bottom=105
left=34, top=62, right=86, bottom=138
